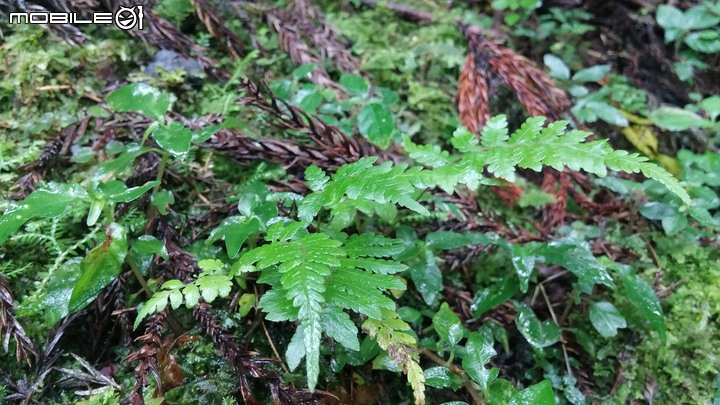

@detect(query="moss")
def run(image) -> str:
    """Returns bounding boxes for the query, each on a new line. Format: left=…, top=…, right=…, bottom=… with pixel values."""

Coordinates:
left=595, top=238, right=720, bottom=404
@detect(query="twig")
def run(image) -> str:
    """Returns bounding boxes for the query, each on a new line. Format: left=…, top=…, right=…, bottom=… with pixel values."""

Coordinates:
left=421, top=349, right=484, bottom=405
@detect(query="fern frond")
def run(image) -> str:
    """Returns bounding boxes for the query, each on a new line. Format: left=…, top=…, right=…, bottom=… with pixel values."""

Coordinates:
left=363, top=310, right=425, bottom=405
left=403, top=115, right=692, bottom=205
left=298, top=158, right=431, bottom=225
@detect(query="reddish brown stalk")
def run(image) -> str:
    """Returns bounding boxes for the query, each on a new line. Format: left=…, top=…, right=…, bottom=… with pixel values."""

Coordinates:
left=266, top=9, right=341, bottom=90
left=0, top=275, right=37, bottom=365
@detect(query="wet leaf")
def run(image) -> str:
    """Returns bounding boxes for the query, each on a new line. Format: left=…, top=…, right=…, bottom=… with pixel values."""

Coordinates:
left=621, top=273, right=666, bottom=342
left=589, top=301, right=627, bottom=337
left=515, top=303, right=561, bottom=349
left=106, top=83, right=172, bottom=120
left=69, top=223, right=128, bottom=313
left=0, top=183, right=89, bottom=245
left=43, top=258, right=83, bottom=327
left=207, top=216, right=262, bottom=259
left=462, top=331, right=498, bottom=392
left=433, top=302, right=466, bottom=347
left=509, top=380, right=556, bottom=404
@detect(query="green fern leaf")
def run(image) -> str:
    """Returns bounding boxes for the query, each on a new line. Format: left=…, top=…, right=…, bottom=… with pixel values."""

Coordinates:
left=480, top=115, right=509, bottom=147
left=238, top=226, right=344, bottom=391
left=299, top=158, right=430, bottom=225
left=403, top=135, right=451, bottom=167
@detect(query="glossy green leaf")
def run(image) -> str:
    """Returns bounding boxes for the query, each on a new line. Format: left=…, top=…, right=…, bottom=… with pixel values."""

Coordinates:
left=433, top=302, right=466, bottom=347
left=132, top=235, right=169, bottom=260
left=589, top=301, right=627, bottom=337
left=515, top=303, right=561, bottom=349
left=207, top=216, right=262, bottom=259
left=425, top=231, right=471, bottom=250
left=511, top=244, right=536, bottom=293
left=322, top=306, right=360, bottom=351
left=106, top=83, right=172, bottom=120
left=43, top=258, right=83, bottom=327
left=471, top=277, right=516, bottom=317
left=69, top=223, right=128, bottom=313
left=489, top=378, right=519, bottom=404
left=358, top=103, right=394, bottom=145
left=536, top=242, right=614, bottom=294
left=621, top=273, right=666, bottom=342
left=509, top=380, right=557, bottom=405
left=152, top=122, right=193, bottom=159
left=98, top=180, right=159, bottom=203
left=462, top=331, right=498, bottom=392
left=409, top=252, right=442, bottom=305
left=424, top=366, right=454, bottom=389
left=95, top=144, right=153, bottom=181
left=0, top=183, right=89, bottom=245
left=86, top=200, right=104, bottom=227
left=190, top=124, right=222, bottom=143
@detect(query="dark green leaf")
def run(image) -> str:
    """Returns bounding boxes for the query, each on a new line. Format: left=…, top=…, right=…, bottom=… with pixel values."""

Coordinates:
left=515, top=303, right=561, bottom=349
left=190, top=125, right=222, bottom=143
left=43, top=258, right=83, bottom=327
left=98, top=180, right=159, bottom=203
left=0, top=183, right=89, bottom=245
left=462, top=331, right=498, bottom=392
left=433, top=302, right=466, bottom=347
left=424, top=366, right=454, bottom=389
left=95, top=144, right=153, bottom=181
left=69, top=223, right=128, bottom=312
left=152, top=122, right=193, bottom=159
left=471, top=277, right=516, bottom=317
left=207, top=216, right=262, bottom=259
left=621, top=273, right=666, bottom=342
left=292, top=63, right=316, bottom=79
left=589, top=301, right=627, bottom=337
left=509, top=380, right=557, bottom=405
left=131, top=235, right=169, bottom=260
left=536, top=242, right=614, bottom=294
left=151, top=189, right=175, bottom=215
left=425, top=231, right=470, bottom=250
left=106, top=83, right=172, bottom=120
left=358, top=103, right=394, bottom=145
left=409, top=252, right=442, bottom=305
left=638, top=202, right=675, bottom=220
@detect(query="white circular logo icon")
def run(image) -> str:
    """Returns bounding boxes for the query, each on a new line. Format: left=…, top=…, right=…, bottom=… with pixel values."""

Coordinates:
left=114, top=6, right=141, bottom=31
